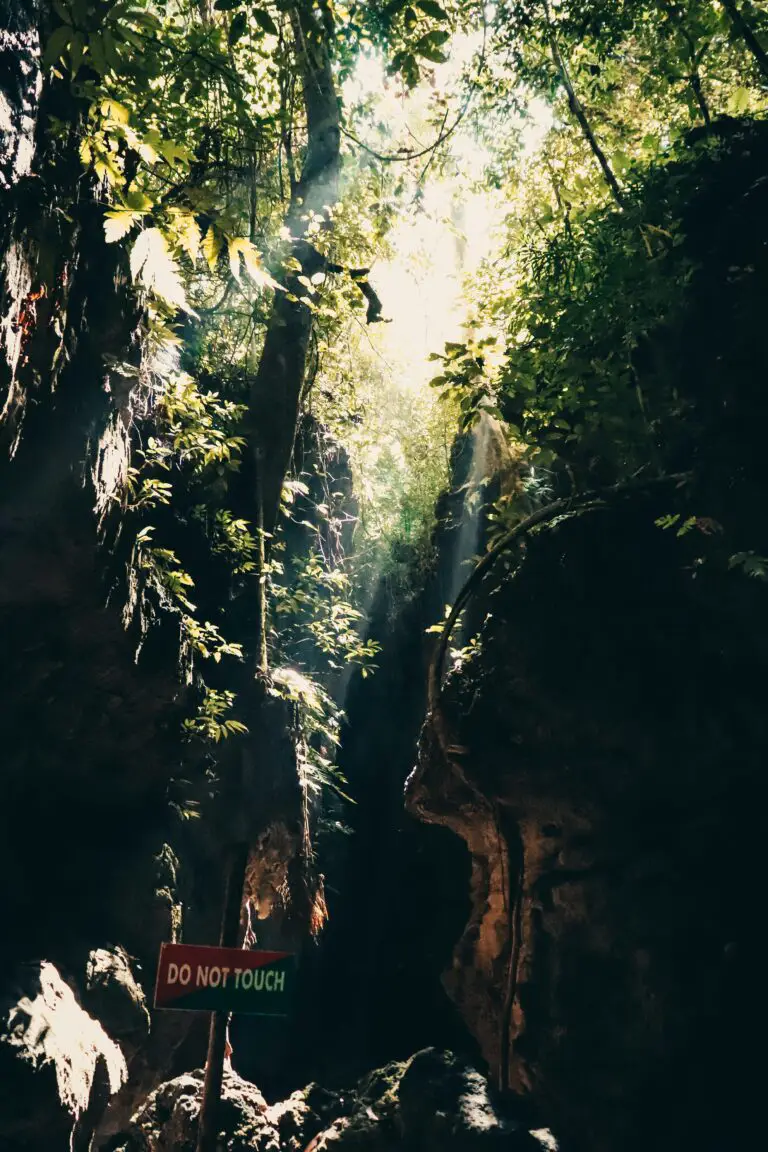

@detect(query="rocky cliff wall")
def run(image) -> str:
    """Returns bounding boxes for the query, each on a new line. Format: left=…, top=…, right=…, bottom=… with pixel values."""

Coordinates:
left=408, top=496, right=765, bottom=1152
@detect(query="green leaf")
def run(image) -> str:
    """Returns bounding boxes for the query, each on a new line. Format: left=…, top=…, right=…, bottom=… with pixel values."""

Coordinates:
left=229, top=10, right=248, bottom=43
left=102, top=28, right=121, bottom=72
left=382, top=0, right=409, bottom=18
left=93, top=155, right=122, bottom=186
left=104, top=208, right=141, bottom=243
left=42, top=25, right=73, bottom=70
left=169, top=209, right=201, bottom=263
left=100, top=98, right=130, bottom=125
left=252, top=8, right=279, bottom=34
left=228, top=236, right=283, bottom=290
left=213, top=0, right=241, bottom=8
left=417, top=44, right=447, bottom=62
left=613, top=148, right=630, bottom=174
left=52, top=0, right=72, bottom=24
left=224, top=719, right=249, bottom=734
left=727, top=86, right=750, bottom=116
left=416, top=28, right=450, bottom=50
left=401, top=53, right=420, bottom=86
left=124, top=189, right=154, bottom=212
left=130, top=227, right=193, bottom=312
left=88, top=32, right=107, bottom=75
left=416, top=0, right=448, bottom=18
left=157, top=139, right=192, bottom=167
left=69, top=31, right=85, bottom=76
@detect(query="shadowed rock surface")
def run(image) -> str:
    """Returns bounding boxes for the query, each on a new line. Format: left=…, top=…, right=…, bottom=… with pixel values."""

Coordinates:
left=107, top=1049, right=556, bottom=1152
left=408, top=497, right=765, bottom=1152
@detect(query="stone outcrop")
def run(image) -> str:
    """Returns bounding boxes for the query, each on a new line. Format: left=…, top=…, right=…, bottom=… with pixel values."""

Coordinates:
left=407, top=498, right=765, bottom=1152
left=403, top=122, right=768, bottom=1152
left=83, top=947, right=151, bottom=1059
left=0, top=961, right=127, bottom=1152
left=107, top=1048, right=557, bottom=1152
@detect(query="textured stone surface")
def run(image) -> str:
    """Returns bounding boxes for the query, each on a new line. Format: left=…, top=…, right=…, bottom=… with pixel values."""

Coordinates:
left=407, top=499, right=765, bottom=1152
left=0, top=0, right=40, bottom=191
left=107, top=1068, right=334, bottom=1152
left=106, top=1049, right=555, bottom=1152
left=0, top=961, right=127, bottom=1151
left=404, top=128, right=768, bottom=1152
left=85, top=946, right=151, bottom=1052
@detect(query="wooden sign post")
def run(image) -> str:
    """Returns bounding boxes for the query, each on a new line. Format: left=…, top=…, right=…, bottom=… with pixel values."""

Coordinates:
left=179, top=472, right=274, bottom=1152
left=153, top=850, right=296, bottom=1152
left=149, top=843, right=297, bottom=1152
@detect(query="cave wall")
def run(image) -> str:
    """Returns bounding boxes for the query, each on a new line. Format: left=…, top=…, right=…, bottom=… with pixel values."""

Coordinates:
left=407, top=498, right=766, bottom=1152
left=0, top=0, right=187, bottom=981
left=246, top=426, right=505, bottom=1097
left=0, top=14, right=341, bottom=1141
left=0, top=11, right=209, bottom=1144
left=404, top=121, right=768, bottom=1152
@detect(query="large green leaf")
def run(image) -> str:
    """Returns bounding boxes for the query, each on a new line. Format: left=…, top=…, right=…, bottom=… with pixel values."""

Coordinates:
left=229, top=11, right=248, bottom=45
left=42, top=24, right=72, bottom=69
left=252, top=8, right=279, bottom=35
left=416, top=0, right=448, bottom=20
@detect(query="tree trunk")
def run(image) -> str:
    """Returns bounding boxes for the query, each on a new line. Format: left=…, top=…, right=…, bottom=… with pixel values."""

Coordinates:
left=248, top=2, right=341, bottom=535
left=721, top=0, right=768, bottom=83
left=660, top=1, right=712, bottom=127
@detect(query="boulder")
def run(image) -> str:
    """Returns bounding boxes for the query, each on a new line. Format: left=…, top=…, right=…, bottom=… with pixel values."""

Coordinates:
left=0, top=960, right=127, bottom=1152
left=84, top=946, right=151, bottom=1056
left=106, top=1050, right=555, bottom=1152
left=407, top=492, right=767, bottom=1152
left=107, top=1069, right=275, bottom=1152
left=398, top=1048, right=546, bottom=1150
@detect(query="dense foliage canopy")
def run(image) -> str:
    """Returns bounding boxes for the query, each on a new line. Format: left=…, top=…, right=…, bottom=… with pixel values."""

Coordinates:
left=33, top=0, right=768, bottom=811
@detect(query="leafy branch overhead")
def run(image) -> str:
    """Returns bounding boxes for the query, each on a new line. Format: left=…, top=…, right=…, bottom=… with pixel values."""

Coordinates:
left=35, top=0, right=768, bottom=817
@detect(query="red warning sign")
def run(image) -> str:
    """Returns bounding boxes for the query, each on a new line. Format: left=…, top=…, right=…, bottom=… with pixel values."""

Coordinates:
left=154, top=943, right=295, bottom=1015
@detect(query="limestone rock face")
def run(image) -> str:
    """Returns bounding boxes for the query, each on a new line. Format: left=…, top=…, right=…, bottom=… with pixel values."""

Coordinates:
left=398, top=1048, right=541, bottom=1150
left=84, top=946, right=151, bottom=1057
left=0, top=961, right=127, bottom=1152
left=107, top=1049, right=556, bottom=1152
left=407, top=500, right=765, bottom=1152
left=109, top=1068, right=336, bottom=1152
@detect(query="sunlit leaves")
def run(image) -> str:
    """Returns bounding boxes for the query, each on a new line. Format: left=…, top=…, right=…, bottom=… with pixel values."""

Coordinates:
left=104, top=208, right=142, bottom=243
left=167, top=209, right=201, bottom=264
left=130, top=228, right=191, bottom=312
left=100, top=98, right=129, bottom=125
left=182, top=687, right=248, bottom=743
left=227, top=236, right=283, bottom=291
left=202, top=226, right=224, bottom=273
left=727, top=85, right=752, bottom=115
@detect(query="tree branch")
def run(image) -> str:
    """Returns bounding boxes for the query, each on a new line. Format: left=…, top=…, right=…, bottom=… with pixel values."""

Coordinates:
left=721, top=0, right=768, bottom=84
left=247, top=2, right=341, bottom=535
left=542, top=0, right=625, bottom=209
